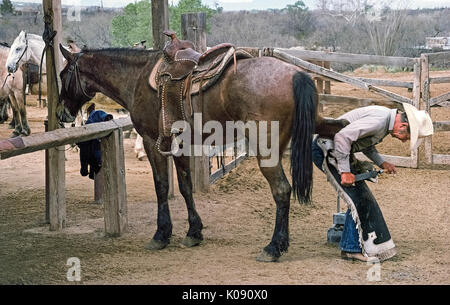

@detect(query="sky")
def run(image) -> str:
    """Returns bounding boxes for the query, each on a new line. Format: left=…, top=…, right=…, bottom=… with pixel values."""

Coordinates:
left=11, top=0, right=450, bottom=10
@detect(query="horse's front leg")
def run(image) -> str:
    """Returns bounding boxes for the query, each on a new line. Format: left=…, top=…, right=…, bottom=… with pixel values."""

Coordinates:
left=143, top=136, right=173, bottom=250
left=8, top=94, right=24, bottom=137
left=173, top=155, right=203, bottom=247
left=14, top=91, right=30, bottom=136
left=256, top=159, right=292, bottom=262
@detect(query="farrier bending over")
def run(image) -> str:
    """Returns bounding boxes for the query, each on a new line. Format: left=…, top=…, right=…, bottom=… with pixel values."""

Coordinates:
left=313, top=104, right=433, bottom=262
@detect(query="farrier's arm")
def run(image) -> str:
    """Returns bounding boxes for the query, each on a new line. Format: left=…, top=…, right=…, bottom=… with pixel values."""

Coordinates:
left=361, top=146, right=385, bottom=168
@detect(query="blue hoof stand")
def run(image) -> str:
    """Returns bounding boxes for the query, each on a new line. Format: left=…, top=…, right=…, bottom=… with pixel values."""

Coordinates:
left=327, top=212, right=346, bottom=244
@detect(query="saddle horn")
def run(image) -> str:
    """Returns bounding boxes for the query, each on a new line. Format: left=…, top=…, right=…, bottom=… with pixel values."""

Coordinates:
left=163, top=30, right=178, bottom=41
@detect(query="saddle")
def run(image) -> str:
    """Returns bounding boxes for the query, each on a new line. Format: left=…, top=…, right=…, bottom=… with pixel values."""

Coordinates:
left=149, top=30, right=253, bottom=141
left=23, top=62, right=40, bottom=85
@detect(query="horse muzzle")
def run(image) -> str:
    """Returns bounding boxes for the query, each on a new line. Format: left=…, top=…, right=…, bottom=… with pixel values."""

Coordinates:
left=57, top=101, right=76, bottom=123
left=7, top=63, right=18, bottom=74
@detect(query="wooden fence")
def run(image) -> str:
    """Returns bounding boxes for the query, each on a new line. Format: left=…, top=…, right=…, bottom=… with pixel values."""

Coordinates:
left=273, top=48, right=434, bottom=168
left=420, top=51, right=450, bottom=166
left=0, top=117, right=133, bottom=236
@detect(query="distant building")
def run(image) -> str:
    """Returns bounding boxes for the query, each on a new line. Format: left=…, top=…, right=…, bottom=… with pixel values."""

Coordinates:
left=425, top=37, right=450, bottom=50
left=14, top=7, right=41, bottom=17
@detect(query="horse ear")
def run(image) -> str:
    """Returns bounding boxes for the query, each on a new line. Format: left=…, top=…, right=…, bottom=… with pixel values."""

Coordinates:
left=68, top=42, right=81, bottom=53
left=60, top=43, right=75, bottom=62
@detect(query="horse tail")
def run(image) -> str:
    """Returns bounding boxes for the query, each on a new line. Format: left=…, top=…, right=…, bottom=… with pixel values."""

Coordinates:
left=290, top=71, right=317, bottom=204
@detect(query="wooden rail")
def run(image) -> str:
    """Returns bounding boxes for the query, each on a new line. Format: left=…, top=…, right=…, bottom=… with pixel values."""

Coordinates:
left=273, top=49, right=415, bottom=105
left=279, top=48, right=417, bottom=67
left=0, top=117, right=134, bottom=236
left=269, top=48, right=425, bottom=168
left=0, top=117, right=133, bottom=160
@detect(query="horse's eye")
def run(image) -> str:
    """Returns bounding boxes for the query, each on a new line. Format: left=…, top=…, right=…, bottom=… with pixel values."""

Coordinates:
left=16, top=48, right=21, bottom=52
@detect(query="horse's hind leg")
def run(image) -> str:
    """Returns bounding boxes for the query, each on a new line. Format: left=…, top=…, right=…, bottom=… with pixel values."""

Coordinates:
left=256, top=158, right=292, bottom=262
left=173, top=156, right=203, bottom=247
left=142, top=136, right=173, bottom=250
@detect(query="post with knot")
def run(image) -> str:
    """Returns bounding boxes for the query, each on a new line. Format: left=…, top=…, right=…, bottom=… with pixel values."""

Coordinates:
left=42, top=0, right=66, bottom=231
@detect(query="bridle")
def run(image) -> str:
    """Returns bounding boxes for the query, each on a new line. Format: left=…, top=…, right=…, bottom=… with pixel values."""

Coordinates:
left=16, top=34, right=29, bottom=67
left=63, top=53, right=96, bottom=101
left=2, top=34, right=28, bottom=89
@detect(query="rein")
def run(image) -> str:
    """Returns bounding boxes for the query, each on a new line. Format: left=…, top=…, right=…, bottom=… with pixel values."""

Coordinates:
left=1, top=73, right=12, bottom=89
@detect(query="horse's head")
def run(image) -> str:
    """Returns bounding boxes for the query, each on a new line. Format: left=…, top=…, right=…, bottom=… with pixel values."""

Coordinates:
left=6, top=31, right=29, bottom=73
left=58, top=44, right=96, bottom=123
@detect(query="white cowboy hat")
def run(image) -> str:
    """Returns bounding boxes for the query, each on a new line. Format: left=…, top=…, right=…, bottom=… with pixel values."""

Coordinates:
left=402, top=103, right=434, bottom=151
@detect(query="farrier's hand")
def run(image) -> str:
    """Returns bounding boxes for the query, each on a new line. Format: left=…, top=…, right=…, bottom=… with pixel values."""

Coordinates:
left=340, top=172, right=355, bottom=187
left=381, top=161, right=397, bottom=174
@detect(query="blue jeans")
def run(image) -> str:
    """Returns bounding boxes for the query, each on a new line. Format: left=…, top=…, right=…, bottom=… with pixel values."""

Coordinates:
left=339, top=210, right=361, bottom=252
left=312, top=139, right=362, bottom=253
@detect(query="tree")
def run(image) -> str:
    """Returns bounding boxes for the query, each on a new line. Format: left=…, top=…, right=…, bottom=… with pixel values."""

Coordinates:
left=111, top=0, right=216, bottom=47
left=282, top=1, right=314, bottom=40
left=111, top=0, right=153, bottom=47
left=0, top=0, right=14, bottom=15
left=363, top=7, right=408, bottom=56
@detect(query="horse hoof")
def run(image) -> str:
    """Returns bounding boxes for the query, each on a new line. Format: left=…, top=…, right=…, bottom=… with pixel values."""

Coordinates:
left=10, top=132, right=20, bottom=138
left=182, top=236, right=202, bottom=248
left=145, top=239, right=169, bottom=250
left=256, top=251, right=279, bottom=263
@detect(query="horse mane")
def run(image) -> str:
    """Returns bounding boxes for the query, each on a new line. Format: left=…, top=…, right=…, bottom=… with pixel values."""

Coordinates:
left=81, top=48, right=162, bottom=65
left=25, top=33, right=43, bottom=41
left=83, top=47, right=161, bottom=57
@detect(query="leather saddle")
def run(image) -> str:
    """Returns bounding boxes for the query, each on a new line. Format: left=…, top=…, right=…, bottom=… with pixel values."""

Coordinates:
left=149, top=30, right=253, bottom=141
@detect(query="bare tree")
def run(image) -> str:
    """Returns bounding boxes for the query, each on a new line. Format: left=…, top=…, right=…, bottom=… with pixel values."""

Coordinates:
left=363, top=7, right=408, bottom=56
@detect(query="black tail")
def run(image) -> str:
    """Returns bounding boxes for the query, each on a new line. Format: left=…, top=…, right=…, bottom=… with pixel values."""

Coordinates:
left=290, top=72, right=317, bottom=204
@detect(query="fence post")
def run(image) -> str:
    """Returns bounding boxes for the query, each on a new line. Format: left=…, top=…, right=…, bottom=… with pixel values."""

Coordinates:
left=420, top=54, right=432, bottom=165
left=94, top=169, right=104, bottom=204
left=151, top=0, right=169, bottom=51
left=43, top=0, right=66, bottom=231
left=323, top=61, right=331, bottom=94
left=101, top=129, right=128, bottom=236
left=182, top=12, right=209, bottom=192
left=411, top=59, right=421, bottom=168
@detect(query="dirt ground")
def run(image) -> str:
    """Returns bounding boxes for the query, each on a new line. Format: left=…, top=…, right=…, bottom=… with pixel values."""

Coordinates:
left=0, top=70, right=449, bottom=285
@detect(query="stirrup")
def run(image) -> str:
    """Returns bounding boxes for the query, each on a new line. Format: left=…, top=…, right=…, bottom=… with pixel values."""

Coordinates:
left=156, top=133, right=183, bottom=157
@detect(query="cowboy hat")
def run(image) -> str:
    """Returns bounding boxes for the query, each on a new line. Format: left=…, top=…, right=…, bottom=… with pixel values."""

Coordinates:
left=402, top=103, right=434, bottom=151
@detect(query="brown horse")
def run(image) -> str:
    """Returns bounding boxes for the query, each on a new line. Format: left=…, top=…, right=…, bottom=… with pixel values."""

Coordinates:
left=57, top=44, right=346, bottom=262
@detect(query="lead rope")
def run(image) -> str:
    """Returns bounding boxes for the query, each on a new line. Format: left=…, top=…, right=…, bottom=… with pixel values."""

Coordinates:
left=1, top=73, right=12, bottom=89
left=39, top=13, right=60, bottom=112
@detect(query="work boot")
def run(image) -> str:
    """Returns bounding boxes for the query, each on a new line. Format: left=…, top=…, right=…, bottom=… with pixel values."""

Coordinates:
left=341, top=251, right=378, bottom=262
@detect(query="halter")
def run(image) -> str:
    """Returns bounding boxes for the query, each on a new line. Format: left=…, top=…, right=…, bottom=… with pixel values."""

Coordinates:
left=2, top=34, right=28, bottom=89
left=64, top=53, right=96, bottom=101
